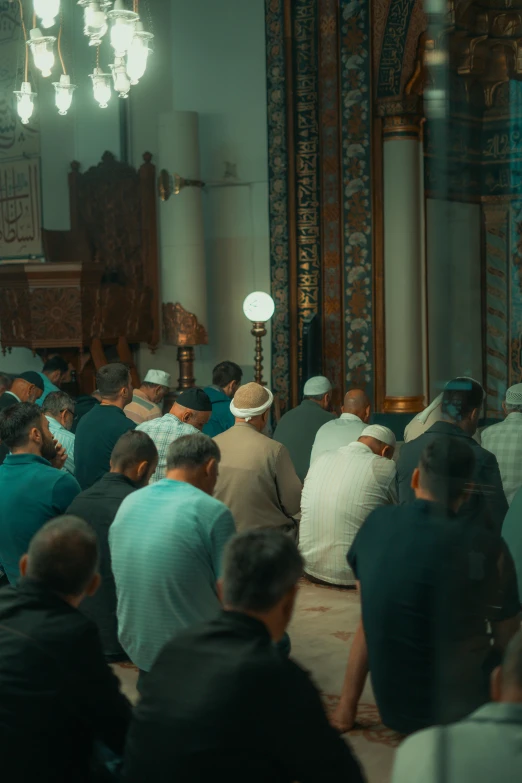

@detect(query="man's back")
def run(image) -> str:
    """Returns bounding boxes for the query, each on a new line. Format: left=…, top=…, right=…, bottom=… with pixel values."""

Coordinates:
left=75, top=404, right=135, bottom=490
left=310, top=413, right=366, bottom=464
left=300, top=442, right=396, bottom=585
left=67, top=473, right=136, bottom=660
left=481, top=413, right=522, bottom=504
left=122, top=611, right=364, bottom=783
left=109, top=479, right=236, bottom=671
left=213, top=423, right=302, bottom=532
left=0, top=454, right=80, bottom=583
left=273, top=400, right=335, bottom=481
left=136, top=414, right=197, bottom=482
left=0, top=578, right=131, bottom=782
left=391, top=703, right=522, bottom=783
left=397, top=421, right=508, bottom=529
left=202, top=386, right=234, bottom=437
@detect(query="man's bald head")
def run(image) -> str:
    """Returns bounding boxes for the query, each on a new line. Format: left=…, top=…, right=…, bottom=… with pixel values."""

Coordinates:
left=343, top=389, right=371, bottom=423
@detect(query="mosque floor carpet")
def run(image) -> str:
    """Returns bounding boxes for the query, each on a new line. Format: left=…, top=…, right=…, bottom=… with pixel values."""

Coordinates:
left=113, top=577, right=400, bottom=783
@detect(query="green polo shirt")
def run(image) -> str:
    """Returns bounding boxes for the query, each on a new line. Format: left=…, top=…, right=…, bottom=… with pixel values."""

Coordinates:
left=273, top=400, right=335, bottom=482
left=75, top=404, right=135, bottom=490
left=0, top=453, right=80, bottom=583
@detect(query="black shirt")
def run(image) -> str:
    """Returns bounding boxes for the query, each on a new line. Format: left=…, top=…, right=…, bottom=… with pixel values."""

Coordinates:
left=75, top=403, right=135, bottom=490
left=122, top=611, right=364, bottom=783
left=67, top=472, right=137, bottom=661
left=0, top=578, right=131, bottom=782
left=397, top=422, right=508, bottom=531
left=348, top=500, right=520, bottom=735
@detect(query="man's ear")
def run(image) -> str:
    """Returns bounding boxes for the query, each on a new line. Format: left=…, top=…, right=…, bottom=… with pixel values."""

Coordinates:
left=86, top=572, right=101, bottom=598
left=491, top=665, right=502, bottom=702
left=19, top=553, right=29, bottom=577
left=365, top=406, right=371, bottom=423
left=216, top=577, right=224, bottom=604
left=411, top=467, right=420, bottom=490
left=206, top=458, right=217, bottom=478
left=136, top=460, right=148, bottom=480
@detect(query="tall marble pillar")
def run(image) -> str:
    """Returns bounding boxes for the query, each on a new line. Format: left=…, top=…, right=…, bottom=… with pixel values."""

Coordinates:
left=382, top=115, right=425, bottom=413
left=158, top=111, right=208, bottom=388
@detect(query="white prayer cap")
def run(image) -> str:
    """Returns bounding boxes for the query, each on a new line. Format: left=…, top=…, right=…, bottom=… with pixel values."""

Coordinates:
left=303, top=376, right=332, bottom=396
left=361, top=424, right=396, bottom=448
left=230, top=382, right=274, bottom=422
left=506, top=384, right=522, bottom=404
left=144, top=369, right=171, bottom=387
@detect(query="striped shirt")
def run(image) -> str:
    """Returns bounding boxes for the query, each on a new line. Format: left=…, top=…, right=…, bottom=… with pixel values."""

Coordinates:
left=300, top=441, right=397, bottom=585
left=136, top=414, right=198, bottom=482
left=45, top=415, right=75, bottom=476
left=481, top=412, right=522, bottom=505
left=124, top=389, right=163, bottom=425
left=310, top=413, right=366, bottom=465
left=109, top=478, right=236, bottom=671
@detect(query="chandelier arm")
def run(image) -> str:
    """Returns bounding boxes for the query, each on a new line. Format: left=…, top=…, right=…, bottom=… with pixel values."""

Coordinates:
left=17, top=0, right=29, bottom=82
left=57, top=18, right=66, bottom=75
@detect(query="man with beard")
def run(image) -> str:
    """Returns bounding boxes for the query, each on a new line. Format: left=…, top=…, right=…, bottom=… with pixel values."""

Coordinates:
left=0, top=403, right=80, bottom=584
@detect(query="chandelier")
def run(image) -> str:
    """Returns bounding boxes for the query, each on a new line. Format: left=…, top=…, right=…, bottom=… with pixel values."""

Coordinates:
left=14, top=0, right=154, bottom=125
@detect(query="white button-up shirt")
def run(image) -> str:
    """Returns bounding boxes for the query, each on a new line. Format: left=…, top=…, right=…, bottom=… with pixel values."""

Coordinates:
left=310, top=412, right=366, bottom=465
left=481, top=412, right=522, bottom=504
left=300, top=441, right=397, bottom=585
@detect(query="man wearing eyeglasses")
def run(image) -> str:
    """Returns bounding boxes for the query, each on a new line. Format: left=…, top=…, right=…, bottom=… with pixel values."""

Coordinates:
left=43, top=391, right=76, bottom=475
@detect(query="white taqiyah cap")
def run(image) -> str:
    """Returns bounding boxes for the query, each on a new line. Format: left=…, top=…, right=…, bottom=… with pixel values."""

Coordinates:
left=303, top=376, right=332, bottom=396
left=361, top=424, right=396, bottom=448
left=144, top=369, right=171, bottom=387
left=506, top=383, right=522, bottom=404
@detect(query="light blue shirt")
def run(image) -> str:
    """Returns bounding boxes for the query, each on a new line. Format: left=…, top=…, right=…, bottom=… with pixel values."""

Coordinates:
left=45, top=415, right=75, bottom=476
left=36, top=373, right=59, bottom=407
left=109, top=478, right=236, bottom=671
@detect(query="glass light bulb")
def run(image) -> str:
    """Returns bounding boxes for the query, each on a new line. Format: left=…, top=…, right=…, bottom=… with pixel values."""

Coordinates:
left=111, top=57, right=131, bottom=98
left=126, top=36, right=149, bottom=84
left=243, top=292, right=276, bottom=323
left=14, top=82, right=36, bottom=125
left=107, top=1, right=138, bottom=56
left=34, top=0, right=60, bottom=28
left=90, top=68, right=112, bottom=108
left=53, top=74, right=76, bottom=115
left=28, top=29, right=56, bottom=78
left=83, top=3, right=108, bottom=46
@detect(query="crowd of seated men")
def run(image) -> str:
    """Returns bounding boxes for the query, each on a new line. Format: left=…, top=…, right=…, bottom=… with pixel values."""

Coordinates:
left=0, top=362, right=521, bottom=782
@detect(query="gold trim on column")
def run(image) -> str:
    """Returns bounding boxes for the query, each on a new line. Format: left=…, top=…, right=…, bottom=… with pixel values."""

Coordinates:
left=383, top=115, right=422, bottom=142
left=383, top=395, right=425, bottom=413
left=162, top=302, right=208, bottom=346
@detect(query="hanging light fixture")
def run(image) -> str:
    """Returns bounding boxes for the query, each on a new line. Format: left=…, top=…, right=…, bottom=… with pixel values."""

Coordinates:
left=52, top=23, right=76, bottom=116
left=33, top=0, right=60, bottom=29
left=107, top=0, right=138, bottom=57
left=111, top=55, right=131, bottom=98
left=14, top=82, right=37, bottom=125
left=78, top=1, right=109, bottom=46
left=126, top=20, right=153, bottom=84
left=28, top=28, right=56, bottom=78
left=91, top=66, right=112, bottom=108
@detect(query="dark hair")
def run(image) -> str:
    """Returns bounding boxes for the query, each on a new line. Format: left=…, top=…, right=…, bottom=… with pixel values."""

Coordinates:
left=418, top=437, right=475, bottom=506
left=442, top=378, right=484, bottom=422
left=111, top=430, right=158, bottom=471
left=96, top=363, right=131, bottom=399
left=166, top=433, right=220, bottom=471
left=42, top=391, right=75, bottom=418
left=42, top=356, right=68, bottom=374
left=212, top=361, right=243, bottom=389
left=222, top=529, right=304, bottom=612
left=0, top=373, right=11, bottom=391
left=26, top=516, right=98, bottom=596
left=502, top=629, right=522, bottom=690
left=0, top=402, right=43, bottom=449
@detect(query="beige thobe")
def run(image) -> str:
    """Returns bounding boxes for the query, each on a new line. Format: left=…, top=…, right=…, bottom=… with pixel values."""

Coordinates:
left=213, top=422, right=302, bottom=532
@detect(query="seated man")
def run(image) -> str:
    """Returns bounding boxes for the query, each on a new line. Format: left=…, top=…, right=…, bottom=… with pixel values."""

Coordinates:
left=481, top=383, right=522, bottom=504
left=67, top=430, right=158, bottom=661
left=110, top=433, right=235, bottom=674
left=332, top=437, right=521, bottom=736
left=121, top=529, right=364, bottom=783
left=0, top=403, right=80, bottom=584
left=300, top=424, right=396, bottom=586
left=392, top=629, right=522, bottom=783
left=213, top=383, right=302, bottom=534
left=43, top=391, right=76, bottom=475
left=0, top=370, right=44, bottom=410
left=124, top=369, right=171, bottom=425
left=0, top=515, right=131, bottom=782
left=273, top=375, right=335, bottom=481
left=136, top=388, right=212, bottom=482
left=203, top=360, right=243, bottom=437
left=310, top=389, right=371, bottom=464
left=0, top=372, right=11, bottom=396
left=36, top=355, right=70, bottom=407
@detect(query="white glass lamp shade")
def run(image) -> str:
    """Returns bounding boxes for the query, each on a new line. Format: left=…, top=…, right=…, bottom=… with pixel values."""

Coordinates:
left=111, top=56, right=131, bottom=98
left=243, top=292, right=275, bottom=323
left=28, top=28, right=56, bottom=78
left=34, top=0, right=60, bottom=28
left=90, top=67, right=112, bottom=108
left=126, top=23, right=153, bottom=84
left=82, top=2, right=108, bottom=46
left=53, top=74, right=76, bottom=115
left=108, top=0, right=138, bottom=56
left=14, top=82, right=36, bottom=125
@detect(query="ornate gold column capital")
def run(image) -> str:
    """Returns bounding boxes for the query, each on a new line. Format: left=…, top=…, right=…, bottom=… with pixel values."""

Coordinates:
left=382, top=114, right=423, bottom=142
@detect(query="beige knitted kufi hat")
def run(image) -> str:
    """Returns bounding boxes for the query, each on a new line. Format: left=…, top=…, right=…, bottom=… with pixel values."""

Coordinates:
left=230, top=382, right=274, bottom=422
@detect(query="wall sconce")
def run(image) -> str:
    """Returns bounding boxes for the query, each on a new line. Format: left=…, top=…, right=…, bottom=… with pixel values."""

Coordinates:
left=158, top=170, right=206, bottom=201
left=243, top=291, right=275, bottom=386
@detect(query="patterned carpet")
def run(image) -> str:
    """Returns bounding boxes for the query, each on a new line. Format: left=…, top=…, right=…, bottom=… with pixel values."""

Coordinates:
left=113, top=578, right=401, bottom=783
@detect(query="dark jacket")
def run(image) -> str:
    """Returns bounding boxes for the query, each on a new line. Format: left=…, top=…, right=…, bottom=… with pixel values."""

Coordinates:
left=75, top=404, right=135, bottom=490
left=67, top=472, right=137, bottom=661
left=397, top=421, right=508, bottom=531
left=273, top=400, right=335, bottom=482
left=0, top=578, right=131, bottom=782
left=72, top=395, right=101, bottom=433
left=0, top=392, right=19, bottom=465
left=122, top=611, right=364, bottom=783
left=202, top=386, right=235, bottom=437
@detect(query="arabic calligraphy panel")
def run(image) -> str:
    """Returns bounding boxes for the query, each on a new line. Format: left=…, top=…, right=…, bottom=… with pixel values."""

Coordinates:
left=0, top=158, right=42, bottom=259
